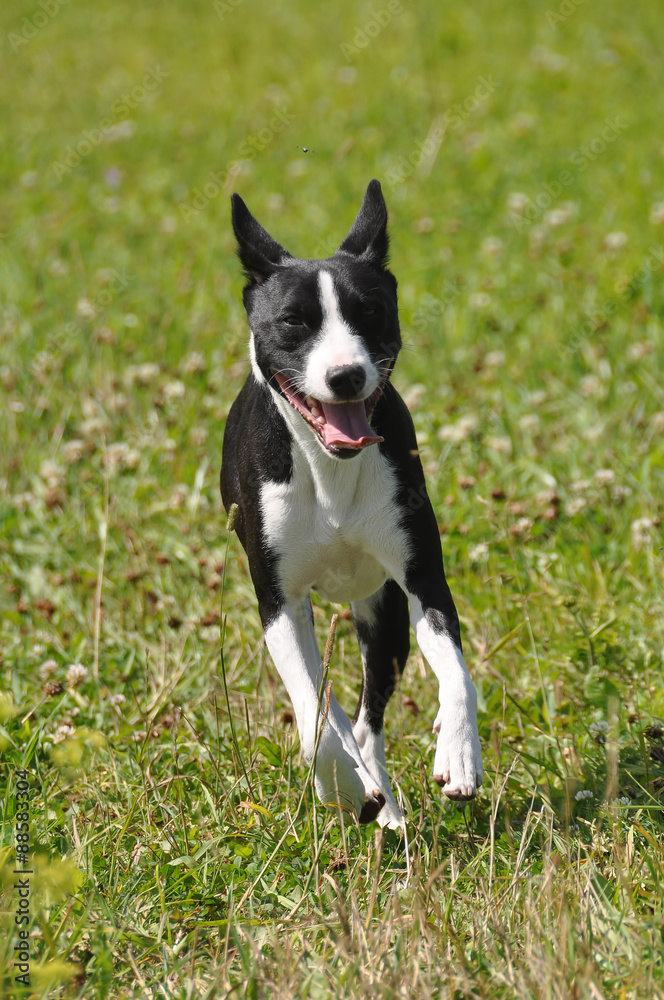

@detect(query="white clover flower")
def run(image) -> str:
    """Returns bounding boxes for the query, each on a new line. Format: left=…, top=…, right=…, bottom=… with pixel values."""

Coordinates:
left=594, top=469, right=616, bottom=486
left=132, top=730, right=147, bottom=742
left=565, top=498, right=587, bottom=517
left=39, top=460, right=64, bottom=487
left=575, top=789, right=593, bottom=801
left=163, top=380, right=185, bottom=401
left=511, top=517, right=533, bottom=537
left=468, top=542, right=490, bottom=564
left=519, top=413, right=540, bottom=432
left=63, top=439, right=86, bottom=464
left=484, top=350, right=506, bottom=368
left=48, top=258, right=69, bottom=277
left=402, top=383, right=427, bottom=409
left=544, top=202, right=576, bottom=228
left=104, top=442, right=140, bottom=470
left=649, top=201, right=664, bottom=225
left=124, top=362, right=159, bottom=387
left=481, top=236, right=503, bottom=258
left=66, top=663, right=88, bottom=687
left=52, top=724, right=75, bottom=744
left=169, top=484, right=189, bottom=508
left=544, top=209, right=569, bottom=228
left=76, top=297, right=96, bottom=320
left=507, top=191, right=530, bottom=214
left=190, top=426, right=209, bottom=447
left=485, top=435, right=512, bottom=455
left=530, top=46, right=568, bottom=73
left=589, top=720, right=609, bottom=736
left=110, top=693, right=126, bottom=707
left=617, top=796, right=631, bottom=806
left=611, top=485, right=632, bottom=503
left=535, top=489, right=558, bottom=506
left=627, top=341, right=653, bottom=361
left=79, top=417, right=109, bottom=439
left=468, top=292, right=491, bottom=310
left=437, top=415, right=478, bottom=443
left=182, top=351, right=206, bottom=374
left=603, top=231, right=628, bottom=251
left=39, top=659, right=58, bottom=681
left=580, top=374, right=602, bottom=397
left=12, top=491, right=37, bottom=511
left=509, top=112, right=537, bottom=136
left=631, top=517, right=654, bottom=551
left=338, top=66, right=357, bottom=84
left=105, top=120, right=136, bottom=143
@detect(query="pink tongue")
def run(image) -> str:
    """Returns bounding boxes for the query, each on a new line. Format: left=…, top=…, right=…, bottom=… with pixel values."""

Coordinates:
left=320, top=401, right=383, bottom=449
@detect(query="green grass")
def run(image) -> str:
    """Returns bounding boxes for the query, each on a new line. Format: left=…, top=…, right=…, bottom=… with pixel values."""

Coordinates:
left=1, top=0, right=664, bottom=996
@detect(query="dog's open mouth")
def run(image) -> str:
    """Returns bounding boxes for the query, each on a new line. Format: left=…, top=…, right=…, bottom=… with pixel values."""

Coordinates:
left=273, top=371, right=385, bottom=453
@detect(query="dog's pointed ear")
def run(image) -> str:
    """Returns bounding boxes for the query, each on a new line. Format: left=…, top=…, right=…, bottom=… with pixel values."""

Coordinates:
left=231, top=193, right=291, bottom=284
left=338, top=179, right=390, bottom=269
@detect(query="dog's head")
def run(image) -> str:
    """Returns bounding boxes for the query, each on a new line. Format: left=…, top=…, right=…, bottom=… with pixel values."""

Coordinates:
left=231, top=180, right=401, bottom=459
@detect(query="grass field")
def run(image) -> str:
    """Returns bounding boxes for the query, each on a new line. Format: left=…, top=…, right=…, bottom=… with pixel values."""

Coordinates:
left=2, top=0, right=664, bottom=996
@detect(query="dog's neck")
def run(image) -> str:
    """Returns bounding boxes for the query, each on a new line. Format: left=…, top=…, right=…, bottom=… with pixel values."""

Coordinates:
left=249, top=331, right=381, bottom=511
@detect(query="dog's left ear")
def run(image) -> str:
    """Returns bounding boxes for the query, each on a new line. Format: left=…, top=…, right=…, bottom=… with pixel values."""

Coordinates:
left=338, top=179, right=390, bottom=269
left=231, top=193, right=292, bottom=284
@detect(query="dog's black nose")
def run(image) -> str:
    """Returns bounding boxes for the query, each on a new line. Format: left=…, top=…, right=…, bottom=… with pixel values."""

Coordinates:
left=325, top=364, right=366, bottom=399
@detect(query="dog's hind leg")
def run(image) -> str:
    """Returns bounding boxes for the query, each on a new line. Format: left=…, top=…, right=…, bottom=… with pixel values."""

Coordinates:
left=351, top=580, right=410, bottom=830
left=263, top=598, right=386, bottom=823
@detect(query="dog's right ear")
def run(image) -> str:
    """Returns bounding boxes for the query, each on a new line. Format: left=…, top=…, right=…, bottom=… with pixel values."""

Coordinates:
left=231, top=194, right=292, bottom=284
left=338, top=179, right=390, bottom=269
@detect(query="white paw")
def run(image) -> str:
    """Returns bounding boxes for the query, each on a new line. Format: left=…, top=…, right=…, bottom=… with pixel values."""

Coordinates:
left=375, top=795, right=405, bottom=831
left=353, top=718, right=405, bottom=830
left=311, top=722, right=385, bottom=823
left=432, top=706, right=483, bottom=800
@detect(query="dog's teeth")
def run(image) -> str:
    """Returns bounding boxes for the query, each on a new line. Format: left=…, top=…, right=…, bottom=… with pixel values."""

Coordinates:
left=310, top=405, right=321, bottom=418
left=315, top=414, right=325, bottom=424
left=305, top=395, right=317, bottom=407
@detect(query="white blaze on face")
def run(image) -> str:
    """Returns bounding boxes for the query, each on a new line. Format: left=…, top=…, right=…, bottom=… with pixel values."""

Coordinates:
left=303, top=270, right=379, bottom=402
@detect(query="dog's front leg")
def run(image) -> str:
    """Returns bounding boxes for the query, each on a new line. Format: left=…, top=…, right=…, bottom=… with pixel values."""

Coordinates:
left=263, top=598, right=386, bottom=822
left=406, top=582, right=483, bottom=800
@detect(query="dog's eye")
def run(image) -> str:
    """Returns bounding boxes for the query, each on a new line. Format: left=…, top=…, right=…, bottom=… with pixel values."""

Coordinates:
left=281, top=315, right=302, bottom=326
left=360, top=302, right=379, bottom=317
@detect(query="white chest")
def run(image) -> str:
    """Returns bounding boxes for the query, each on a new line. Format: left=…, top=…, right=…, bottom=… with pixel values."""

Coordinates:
left=259, top=443, right=410, bottom=604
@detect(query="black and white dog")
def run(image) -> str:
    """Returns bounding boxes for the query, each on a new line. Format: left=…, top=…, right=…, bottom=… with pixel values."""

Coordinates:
left=221, top=180, right=482, bottom=829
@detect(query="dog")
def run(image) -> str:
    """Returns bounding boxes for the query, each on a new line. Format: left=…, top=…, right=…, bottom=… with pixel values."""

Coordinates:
left=220, top=180, right=483, bottom=829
